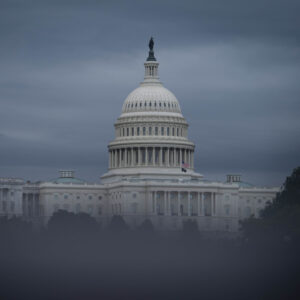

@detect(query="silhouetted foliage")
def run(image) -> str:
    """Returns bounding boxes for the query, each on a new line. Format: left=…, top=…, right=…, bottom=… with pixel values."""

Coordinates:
left=47, top=210, right=99, bottom=239
left=0, top=216, right=32, bottom=239
left=0, top=216, right=33, bottom=254
left=108, top=215, right=129, bottom=233
left=182, top=219, right=199, bottom=236
left=138, top=218, right=154, bottom=232
left=241, top=166, right=300, bottom=247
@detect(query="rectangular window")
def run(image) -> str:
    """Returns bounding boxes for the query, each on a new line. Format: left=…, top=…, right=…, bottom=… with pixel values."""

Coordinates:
left=167, top=127, right=170, bottom=136
left=127, top=128, right=129, bottom=136
left=177, top=128, right=179, bottom=136
left=161, top=127, right=164, bottom=135
left=172, top=128, right=175, bottom=136
left=155, top=127, right=158, bottom=135
left=131, top=127, right=134, bottom=136
left=143, top=127, right=146, bottom=135
left=137, top=127, right=140, bottom=136
left=149, top=127, right=152, bottom=135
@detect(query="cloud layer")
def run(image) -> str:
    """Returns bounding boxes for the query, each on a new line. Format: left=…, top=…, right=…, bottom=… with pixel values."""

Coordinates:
left=0, top=0, right=299, bottom=186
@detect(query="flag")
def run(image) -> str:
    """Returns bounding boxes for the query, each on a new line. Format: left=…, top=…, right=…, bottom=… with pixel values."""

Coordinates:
left=181, top=161, right=189, bottom=172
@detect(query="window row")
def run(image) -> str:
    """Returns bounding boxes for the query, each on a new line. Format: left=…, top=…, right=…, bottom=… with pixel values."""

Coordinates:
left=53, top=194, right=103, bottom=201
left=53, top=204, right=102, bottom=215
left=118, top=126, right=185, bottom=137
left=124, top=101, right=178, bottom=110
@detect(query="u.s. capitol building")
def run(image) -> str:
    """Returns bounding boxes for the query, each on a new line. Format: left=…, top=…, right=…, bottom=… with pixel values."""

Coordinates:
left=0, top=39, right=279, bottom=234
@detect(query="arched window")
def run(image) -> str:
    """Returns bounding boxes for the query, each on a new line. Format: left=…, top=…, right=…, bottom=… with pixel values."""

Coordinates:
left=164, top=102, right=166, bottom=107
left=161, top=127, right=164, bottom=135
left=131, top=127, right=134, bottom=136
left=159, top=103, right=161, bottom=107
left=155, top=127, right=158, bottom=135
left=154, top=102, right=157, bottom=107
left=143, top=127, right=146, bottom=135
left=149, top=127, right=152, bottom=135
left=167, top=127, right=170, bottom=136
left=172, top=127, right=175, bottom=136
left=137, top=127, right=140, bottom=136
left=149, top=102, right=152, bottom=107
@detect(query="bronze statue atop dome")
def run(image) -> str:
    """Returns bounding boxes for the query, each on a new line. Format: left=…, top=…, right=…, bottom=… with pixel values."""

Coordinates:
left=149, top=37, right=154, bottom=51
left=147, top=37, right=156, bottom=61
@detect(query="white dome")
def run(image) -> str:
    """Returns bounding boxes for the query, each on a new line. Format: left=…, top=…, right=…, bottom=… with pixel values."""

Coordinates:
left=122, top=83, right=182, bottom=114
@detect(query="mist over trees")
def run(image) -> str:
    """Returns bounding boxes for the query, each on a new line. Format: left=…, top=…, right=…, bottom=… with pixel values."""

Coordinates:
left=0, top=167, right=300, bottom=299
left=240, top=166, right=300, bottom=248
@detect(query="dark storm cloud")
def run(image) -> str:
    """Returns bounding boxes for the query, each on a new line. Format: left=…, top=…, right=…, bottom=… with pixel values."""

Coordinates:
left=0, top=0, right=299, bottom=185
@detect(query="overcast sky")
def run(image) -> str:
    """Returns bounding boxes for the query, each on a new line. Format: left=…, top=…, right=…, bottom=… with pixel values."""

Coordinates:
left=0, top=0, right=299, bottom=186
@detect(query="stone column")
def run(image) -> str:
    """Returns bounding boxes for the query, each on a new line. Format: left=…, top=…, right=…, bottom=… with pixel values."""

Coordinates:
left=108, top=151, right=111, bottom=168
left=138, top=147, right=142, bottom=166
left=178, top=192, right=181, bottom=216
left=152, top=147, right=155, bottom=166
left=114, top=150, right=117, bottom=168
left=131, top=148, right=134, bottom=166
left=145, top=147, right=148, bottom=166
left=167, top=192, right=170, bottom=215
left=119, top=149, right=122, bottom=168
left=173, top=148, right=175, bottom=166
left=188, top=192, right=191, bottom=216
left=23, top=193, right=27, bottom=217
left=197, top=192, right=201, bottom=216
left=154, top=191, right=157, bottom=215
left=124, top=148, right=127, bottom=167
left=164, top=192, right=167, bottom=215
left=159, top=147, right=163, bottom=166
left=111, top=151, right=113, bottom=168
left=179, top=149, right=182, bottom=165
left=210, top=192, right=215, bottom=216
left=213, top=192, right=216, bottom=216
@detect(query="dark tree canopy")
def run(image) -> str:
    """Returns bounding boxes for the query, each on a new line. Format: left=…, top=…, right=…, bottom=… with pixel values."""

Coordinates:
left=240, top=167, right=300, bottom=246
left=108, top=215, right=129, bottom=233
left=47, top=210, right=99, bottom=238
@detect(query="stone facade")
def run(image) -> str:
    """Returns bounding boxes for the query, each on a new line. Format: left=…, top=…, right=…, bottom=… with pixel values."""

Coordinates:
left=0, top=41, right=279, bottom=234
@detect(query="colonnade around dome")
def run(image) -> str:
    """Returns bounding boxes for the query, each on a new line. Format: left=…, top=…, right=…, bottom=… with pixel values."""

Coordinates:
left=109, top=146, right=194, bottom=169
